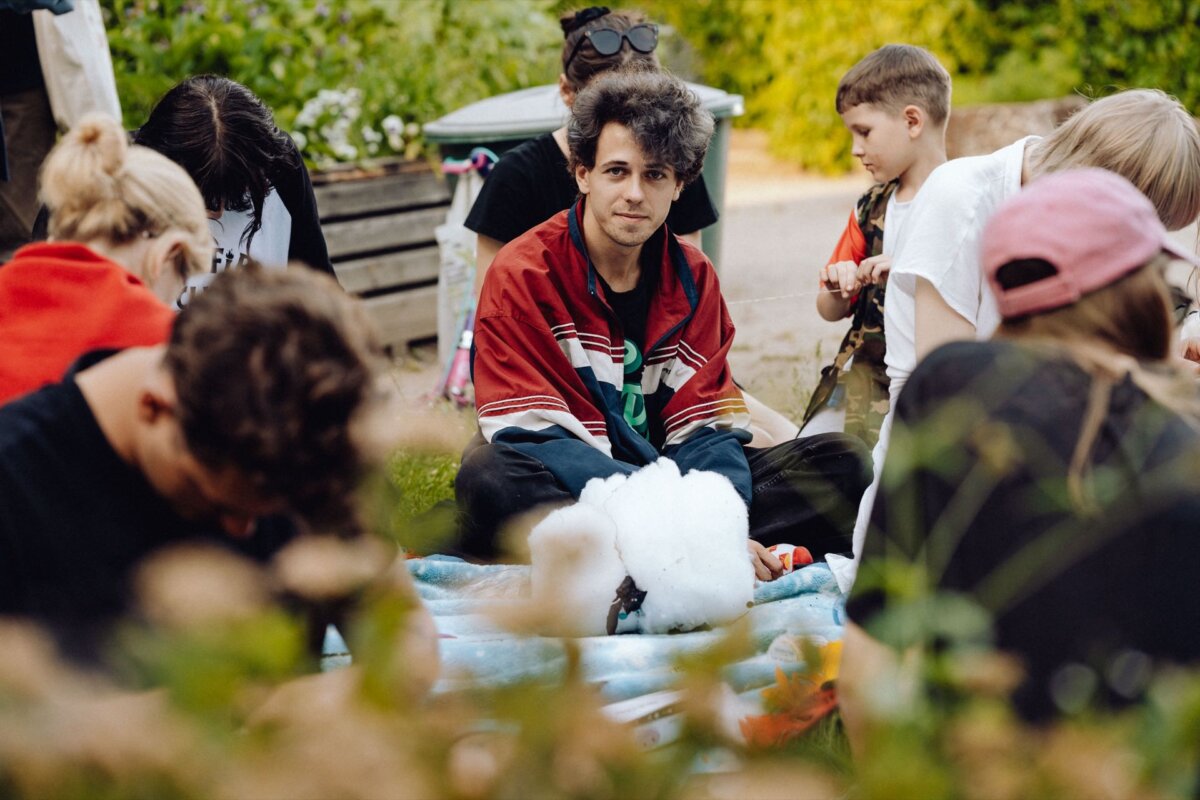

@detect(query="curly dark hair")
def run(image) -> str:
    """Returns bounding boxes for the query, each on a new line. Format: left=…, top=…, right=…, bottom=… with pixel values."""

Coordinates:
left=164, top=267, right=389, bottom=533
left=567, top=69, right=713, bottom=186
left=133, top=75, right=297, bottom=252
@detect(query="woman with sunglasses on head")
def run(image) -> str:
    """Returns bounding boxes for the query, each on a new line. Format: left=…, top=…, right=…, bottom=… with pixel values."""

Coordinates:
left=464, top=6, right=718, bottom=296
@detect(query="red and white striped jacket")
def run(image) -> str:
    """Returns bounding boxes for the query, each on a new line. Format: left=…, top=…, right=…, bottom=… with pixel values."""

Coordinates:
left=472, top=200, right=754, bottom=501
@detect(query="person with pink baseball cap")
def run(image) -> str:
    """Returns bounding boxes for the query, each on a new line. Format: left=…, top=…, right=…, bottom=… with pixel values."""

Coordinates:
left=839, top=168, right=1200, bottom=738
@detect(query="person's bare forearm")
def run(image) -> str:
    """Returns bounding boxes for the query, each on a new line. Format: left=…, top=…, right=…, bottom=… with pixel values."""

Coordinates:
left=474, top=234, right=503, bottom=299
left=817, top=289, right=853, bottom=321
left=914, top=276, right=975, bottom=361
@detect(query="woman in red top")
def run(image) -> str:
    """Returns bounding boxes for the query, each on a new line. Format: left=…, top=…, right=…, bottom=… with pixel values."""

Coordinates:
left=0, top=113, right=211, bottom=404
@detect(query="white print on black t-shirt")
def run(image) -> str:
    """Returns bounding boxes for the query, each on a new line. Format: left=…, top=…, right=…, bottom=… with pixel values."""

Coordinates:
left=175, top=190, right=293, bottom=310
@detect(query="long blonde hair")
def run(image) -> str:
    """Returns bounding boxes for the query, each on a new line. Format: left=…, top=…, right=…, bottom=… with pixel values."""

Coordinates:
left=39, top=114, right=212, bottom=283
left=1029, top=89, right=1200, bottom=231
left=996, top=256, right=1200, bottom=510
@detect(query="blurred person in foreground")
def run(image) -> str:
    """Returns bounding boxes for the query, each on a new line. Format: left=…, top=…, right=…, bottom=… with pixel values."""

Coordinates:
left=0, top=114, right=210, bottom=405
left=454, top=70, right=870, bottom=578
left=0, top=266, right=434, bottom=677
left=840, top=169, right=1200, bottom=748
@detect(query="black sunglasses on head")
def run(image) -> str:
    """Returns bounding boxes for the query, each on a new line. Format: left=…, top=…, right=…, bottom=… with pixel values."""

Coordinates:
left=564, top=23, right=659, bottom=73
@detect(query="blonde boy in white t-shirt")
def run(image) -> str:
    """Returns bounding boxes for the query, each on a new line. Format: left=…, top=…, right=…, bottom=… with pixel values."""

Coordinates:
left=802, top=45, right=951, bottom=446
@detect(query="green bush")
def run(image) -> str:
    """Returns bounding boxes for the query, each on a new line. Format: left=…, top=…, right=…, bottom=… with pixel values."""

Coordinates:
left=105, top=0, right=562, bottom=167
left=640, top=0, right=1197, bottom=173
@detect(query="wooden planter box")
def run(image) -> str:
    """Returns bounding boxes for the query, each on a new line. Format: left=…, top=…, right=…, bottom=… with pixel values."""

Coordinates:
left=312, top=159, right=451, bottom=351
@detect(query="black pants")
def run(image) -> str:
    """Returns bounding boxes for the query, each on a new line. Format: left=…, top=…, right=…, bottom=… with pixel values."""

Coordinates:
left=452, top=433, right=871, bottom=562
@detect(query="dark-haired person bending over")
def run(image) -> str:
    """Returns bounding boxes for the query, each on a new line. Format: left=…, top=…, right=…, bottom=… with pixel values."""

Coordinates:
left=133, top=74, right=334, bottom=278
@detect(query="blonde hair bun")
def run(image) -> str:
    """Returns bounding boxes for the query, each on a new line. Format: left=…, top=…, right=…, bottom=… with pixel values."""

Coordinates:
left=40, top=113, right=128, bottom=216
left=38, top=112, right=211, bottom=282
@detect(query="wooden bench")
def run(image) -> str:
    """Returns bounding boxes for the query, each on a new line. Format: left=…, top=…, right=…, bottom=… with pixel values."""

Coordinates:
left=313, top=161, right=451, bottom=351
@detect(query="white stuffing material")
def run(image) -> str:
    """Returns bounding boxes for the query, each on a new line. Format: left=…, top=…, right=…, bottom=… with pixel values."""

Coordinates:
left=528, top=502, right=626, bottom=637
left=600, top=460, right=753, bottom=633
left=528, top=459, right=755, bottom=636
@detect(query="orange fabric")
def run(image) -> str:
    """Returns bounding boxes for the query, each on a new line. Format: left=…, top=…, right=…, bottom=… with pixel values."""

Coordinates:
left=0, top=242, right=174, bottom=404
left=826, top=208, right=868, bottom=268
left=821, top=210, right=869, bottom=310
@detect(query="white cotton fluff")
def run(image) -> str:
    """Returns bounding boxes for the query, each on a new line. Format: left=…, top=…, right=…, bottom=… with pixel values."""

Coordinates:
left=589, top=459, right=755, bottom=634
left=528, top=499, right=628, bottom=637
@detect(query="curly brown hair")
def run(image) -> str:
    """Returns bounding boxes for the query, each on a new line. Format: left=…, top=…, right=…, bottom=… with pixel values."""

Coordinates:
left=164, top=267, right=390, bottom=533
left=567, top=69, right=713, bottom=186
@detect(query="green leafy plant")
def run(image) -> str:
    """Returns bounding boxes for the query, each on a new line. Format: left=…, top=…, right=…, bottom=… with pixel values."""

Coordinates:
left=105, top=0, right=562, bottom=167
left=638, top=0, right=1196, bottom=173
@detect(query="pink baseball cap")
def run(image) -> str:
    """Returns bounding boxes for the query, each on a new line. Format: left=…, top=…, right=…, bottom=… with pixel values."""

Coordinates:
left=982, top=168, right=1200, bottom=319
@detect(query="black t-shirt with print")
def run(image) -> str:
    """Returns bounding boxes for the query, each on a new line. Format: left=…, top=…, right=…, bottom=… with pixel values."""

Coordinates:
left=598, top=264, right=653, bottom=441
left=595, top=231, right=668, bottom=441
left=0, top=358, right=296, bottom=662
left=464, top=131, right=718, bottom=243
left=847, top=339, right=1200, bottom=721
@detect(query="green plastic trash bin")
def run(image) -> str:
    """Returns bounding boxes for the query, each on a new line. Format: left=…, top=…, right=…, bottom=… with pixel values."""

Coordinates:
left=424, top=82, right=744, bottom=267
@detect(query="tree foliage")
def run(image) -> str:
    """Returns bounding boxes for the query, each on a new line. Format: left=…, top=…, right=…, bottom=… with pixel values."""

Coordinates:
left=640, top=0, right=1199, bottom=173
left=105, top=0, right=562, bottom=165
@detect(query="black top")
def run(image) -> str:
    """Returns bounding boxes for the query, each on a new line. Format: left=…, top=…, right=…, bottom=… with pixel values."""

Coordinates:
left=600, top=265, right=652, bottom=441
left=265, top=133, right=335, bottom=277
left=0, top=366, right=296, bottom=661
left=848, top=340, right=1200, bottom=721
left=464, top=132, right=718, bottom=243
left=0, top=11, right=42, bottom=96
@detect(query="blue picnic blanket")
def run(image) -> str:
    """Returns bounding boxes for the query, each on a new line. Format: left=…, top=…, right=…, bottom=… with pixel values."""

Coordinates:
left=405, top=557, right=846, bottom=703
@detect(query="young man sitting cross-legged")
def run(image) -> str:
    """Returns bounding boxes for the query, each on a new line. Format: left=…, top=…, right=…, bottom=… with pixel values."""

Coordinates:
left=454, top=70, right=871, bottom=580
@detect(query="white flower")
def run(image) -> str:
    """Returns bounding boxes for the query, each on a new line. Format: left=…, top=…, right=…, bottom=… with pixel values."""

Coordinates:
left=381, top=114, right=404, bottom=135
left=292, top=131, right=307, bottom=150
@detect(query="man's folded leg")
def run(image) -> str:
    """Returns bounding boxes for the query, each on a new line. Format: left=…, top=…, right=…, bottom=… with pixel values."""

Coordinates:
left=745, top=432, right=872, bottom=558
left=452, top=441, right=575, bottom=561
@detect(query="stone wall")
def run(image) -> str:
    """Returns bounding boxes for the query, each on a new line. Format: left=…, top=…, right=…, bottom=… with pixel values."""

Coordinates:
left=945, top=96, right=1089, bottom=159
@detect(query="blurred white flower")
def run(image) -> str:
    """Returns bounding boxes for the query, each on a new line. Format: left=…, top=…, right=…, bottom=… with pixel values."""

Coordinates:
left=292, top=90, right=417, bottom=164
left=381, top=114, right=404, bottom=135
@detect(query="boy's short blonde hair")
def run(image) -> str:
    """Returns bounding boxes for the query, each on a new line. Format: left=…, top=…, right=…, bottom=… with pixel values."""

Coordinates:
left=836, top=44, right=952, bottom=126
left=1030, top=89, right=1200, bottom=231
